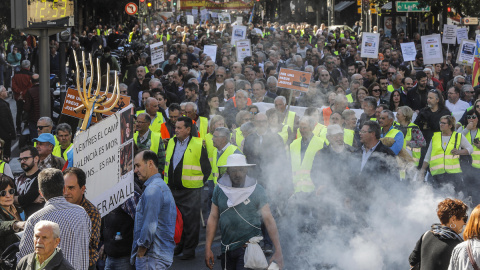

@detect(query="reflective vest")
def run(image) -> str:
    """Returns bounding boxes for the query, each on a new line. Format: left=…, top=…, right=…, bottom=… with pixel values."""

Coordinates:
left=403, top=123, right=421, bottom=166
left=346, top=93, right=353, bottom=103
left=205, top=133, right=215, bottom=181
left=133, top=131, right=162, bottom=154
left=0, top=161, right=5, bottom=174
left=211, top=144, right=240, bottom=184
left=160, top=122, right=172, bottom=139
left=283, top=111, right=296, bottom=132
left=198, top=116, right=208, bottom=139
left=465, top=130, right=480, bottom=169
left=290, top=136, right=324, bottom=193
left=128, top=32, right=134, bottom=43
left=344, top=129, right=354, bottom=146
left=164, top=137, right=205, bottom=188
left=136, top=111, right=164, bottom=133
left=297, top=123, right=327, bottom=139
left=52, top=143, right=72, bottom=161
left=387, top=85, right=403, bottom=93
left=232, top=96, right=253, bottom=107
left=278, top=125, right=289, bottom=144
left=429, top=132, right=462, bottom=176
left=233, top=127, right=244, bottom=147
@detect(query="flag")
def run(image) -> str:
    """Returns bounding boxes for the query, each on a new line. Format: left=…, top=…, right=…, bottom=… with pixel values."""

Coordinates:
left=474, top=35, right=480, bottom=87
left=248, top=4, right=255, bottom=24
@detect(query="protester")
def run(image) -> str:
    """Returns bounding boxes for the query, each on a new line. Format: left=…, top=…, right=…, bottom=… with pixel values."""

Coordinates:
left=0, top=138, right=14, bottom=178
left=448, top=204, right=480, bottom=270
left=0, top=174, right=25, bottom=254
left=34, top=133, right=65, bottom=170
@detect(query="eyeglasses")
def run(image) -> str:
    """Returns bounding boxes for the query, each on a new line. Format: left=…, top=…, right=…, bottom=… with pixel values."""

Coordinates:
left=37, top=125, right=50, bottom=130
left=17, top=156, right=33, bottom=162
left=192, top=65, right=199, bottom=68
left=205, top=65, right=213, bottom=67
left=467, top=115, right=477, bottom=120
left=476, top=105, right=480, bottom=108
left=359, top=130, right=372, bottom=134
left=457, top=82, right=466, bottom=85
left=250, top=111, right=258, bottom=115
left=0, top=189, right=15, bottom=197
left=326, top=62, right=334, bottom=64
left=387, top=72, right=394, bottom=75
left=216, top=74, right=224, bottom=77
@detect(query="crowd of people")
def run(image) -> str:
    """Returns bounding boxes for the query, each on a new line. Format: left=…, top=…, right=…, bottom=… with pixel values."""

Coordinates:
left=1, top=14, right=480, bottom=270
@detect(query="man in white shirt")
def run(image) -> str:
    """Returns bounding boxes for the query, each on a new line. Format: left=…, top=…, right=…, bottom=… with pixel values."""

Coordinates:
left=445, top=86, right=470, bottom=113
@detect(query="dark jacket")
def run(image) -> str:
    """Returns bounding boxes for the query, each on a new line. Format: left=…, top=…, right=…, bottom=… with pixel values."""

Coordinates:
left=16, top=248, right=75, bottom=270
left=127, top=78, right=151, bottom=107
left=406, top=85, right=433, bottom=111
left=0, top=208, right=21, bottom=255
left=408, top=231, right=461, bottom=270
left=0, top=98, right=16, bottom=141
left=12, top=69, right=33, bottom=101
left=23, top=84, right=41, bottom=123
left=414, top=107, right=452, bottom=145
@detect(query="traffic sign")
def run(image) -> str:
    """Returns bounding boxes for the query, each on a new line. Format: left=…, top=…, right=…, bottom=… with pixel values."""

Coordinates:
left=463, top=17, right=479, bottom=25
left=125, top=2, right=138, bottom=15
left=396, top=1, right=431, bottom=12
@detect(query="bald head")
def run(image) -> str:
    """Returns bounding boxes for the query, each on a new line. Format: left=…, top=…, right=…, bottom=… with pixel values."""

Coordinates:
left=145, top=97, right=159, bottom=117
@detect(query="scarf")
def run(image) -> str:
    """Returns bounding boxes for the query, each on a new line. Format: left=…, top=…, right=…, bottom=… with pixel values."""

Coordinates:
left=218, top=175, right=256, bottom=208
left=430, top=224, right=463, bottom=242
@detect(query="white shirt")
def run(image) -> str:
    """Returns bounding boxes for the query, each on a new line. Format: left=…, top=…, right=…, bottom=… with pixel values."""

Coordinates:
left=445, top=99, right=470, bottom=113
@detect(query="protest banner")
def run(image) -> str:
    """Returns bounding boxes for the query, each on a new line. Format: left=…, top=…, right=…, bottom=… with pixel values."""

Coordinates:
left=360, top=32, right=380, bottom=58
left=421, top=34, right=443, bottom=64
left=218, top=13, right=231, bottom=23
left=61, top=88, right=130, bottom=122
left=203, top=45, right=217, bottom=62
left=277, top=68, right=311, bottom=92
left=74, top=105, right=135, bottom=217
left=231, top=25, right=247, bottom=45
left=457, top=39, right=477, bottom=66
left=400, top=42, right=417, bottom=62
left=192, top=8, right=198, bottom=17
left=210, top=12, right=218, bottom=18
left=150, top=42, right=165, bottom=65
left=235, top=39, right=252, bottom=62
left=457, top=28, right=469, bottom=44
left=442, top=24, right=457, bottom=44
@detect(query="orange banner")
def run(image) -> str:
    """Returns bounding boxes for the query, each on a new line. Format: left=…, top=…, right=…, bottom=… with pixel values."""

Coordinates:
left=277, top=68, right=312, bottom=92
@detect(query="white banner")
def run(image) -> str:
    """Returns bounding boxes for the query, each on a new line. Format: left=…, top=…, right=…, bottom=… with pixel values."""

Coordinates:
left=150, top=42, right=165, bottom=65
left=457, top=39, right=476, bottom=66
left=442, top=24, right=457, bottom=44
left=204, top=45, right=217, bottom=62
left=74, top=105, right=134, bottom=217
left=400, top=42, right=417, bottom=62
left=457, top=28, right=469, bottom=44
left=421, top=34, right=443, bottom=65
left=235, top=39, right=252, bottom=62
left=360, top=32, right=380, bottom=58
left=231, top=25, right=247, bottom=45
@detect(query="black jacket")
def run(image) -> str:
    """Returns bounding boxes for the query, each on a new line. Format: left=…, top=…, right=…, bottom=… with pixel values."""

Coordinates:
left=409, top=231, right=461, bottom=270
left=406, top=85, right=433, bottom=111
left=0, top=98, right=16, bottom=141
left=16, top=248, right=75, bottom=270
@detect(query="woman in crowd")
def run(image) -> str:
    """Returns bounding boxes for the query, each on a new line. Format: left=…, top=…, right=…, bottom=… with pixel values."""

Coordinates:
left=203, top=95, right=220, bottom=119
left=368, top=82, right=387, bottom=106
left=409, top=198, right=468, bottom=270
left=247, top=105, right=259, bottom=115
left=389, top=89, right=404, bottom=112
left=352, top=86, right=368, bottom=109
left=395, top=106, right=426, bottom=167
left=0, top=175, right=25, bottom=254
left=460, top=103, right=480, bottom=205
left=448, top=204, right=480, bottom=270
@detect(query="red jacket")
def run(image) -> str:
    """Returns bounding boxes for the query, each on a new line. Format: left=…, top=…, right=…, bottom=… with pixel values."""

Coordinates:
left=12, top=69, right=33, bottom=101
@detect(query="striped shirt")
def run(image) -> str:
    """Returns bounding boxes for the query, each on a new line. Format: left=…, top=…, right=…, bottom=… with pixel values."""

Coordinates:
left=17, top=196, right=91, bottom=270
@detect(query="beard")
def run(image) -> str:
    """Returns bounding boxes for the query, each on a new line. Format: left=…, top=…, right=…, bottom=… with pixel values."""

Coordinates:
left=21, top=162, right=34, bottom=172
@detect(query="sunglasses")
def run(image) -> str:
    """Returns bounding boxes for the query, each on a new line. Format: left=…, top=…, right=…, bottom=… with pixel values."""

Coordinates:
left=192, top=65, right=199, bottom=68
left=457, top=82, right=466, bottom=85
left=205, top=65, right=213, bottom=67
left=372, top=89, right=381, bottom=92
left=37, top=125, right=49, bottom=130
left=387, top=72, right=394, bottom=75
left=216, top=74, right=224, bottom=77
left=467, top=115, right=477, bottom=120
left=0, top=189, right=15, bottom=197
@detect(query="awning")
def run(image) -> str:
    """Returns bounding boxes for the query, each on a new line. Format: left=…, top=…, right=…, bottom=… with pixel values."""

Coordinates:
left=382, top=2, right=392, bottom=10
left=334, top=1, right=355, bottom=12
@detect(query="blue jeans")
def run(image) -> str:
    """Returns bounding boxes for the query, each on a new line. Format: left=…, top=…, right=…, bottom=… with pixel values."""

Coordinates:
left=105, top=256, right=135, bottom=270
left=135, top=256, right=170, bottom=270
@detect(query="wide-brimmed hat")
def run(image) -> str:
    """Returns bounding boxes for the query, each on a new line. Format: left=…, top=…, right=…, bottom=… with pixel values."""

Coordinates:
left=218, top=154, right=255, bottom=167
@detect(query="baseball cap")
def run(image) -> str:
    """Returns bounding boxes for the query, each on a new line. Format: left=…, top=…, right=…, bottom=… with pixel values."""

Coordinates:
left=33, top=133, right=56, bottom=146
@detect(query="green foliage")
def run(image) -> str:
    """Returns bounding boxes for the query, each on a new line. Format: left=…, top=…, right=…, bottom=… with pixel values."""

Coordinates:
left=418, top=0, right=480, bottom=17
left=0, top=0, right=20, bottom=46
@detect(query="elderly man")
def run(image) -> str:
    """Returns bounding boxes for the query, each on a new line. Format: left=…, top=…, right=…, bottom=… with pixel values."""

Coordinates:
left=462, top=84, right=475, bottom=106
left=211, top=127, right=242, bottom=183
left=34, top=133, right=65, bottom=170
left=134, top=113, right=166, bottom=167
left=17, top=221, right=75, bottom=270
left=379, top=110, right=404, bottom=156
left=274, top=96, right=299, bottom=133
left=132, top=150, right=176, bottom=269
left=201, top=60, right=216, bottom=85
left=17, top=168, right=91, bottom=270
left=223, top=78, right=236, bottom=102
left=266, top=76, right=278, bottom=98
left=320, top=94, right=348, bottom=125
left=137, top=97, right=164, bottom=133
left=205, top=154, right=283, bottom=269
left=318, top=69, right=335, bottom=94
left=160, top=103, right=182, bottom=140
left=63, top=167, right=101, bottom=270
left=52, top=123, right=73, bottom=161
left=445, top=86, right=470, bottom=113
left=358, top=96, right=378, bottom=129
left=209, top=67, right=227, bottom=98
left=185, top=102, right=208, bottom=138
left=223, top=90, right=250, bottom=128
left=12, top=60, right=33, bottom=135
left=128, top=66, right=150, bottom=107
left=252, top=81, right=274, bottom=103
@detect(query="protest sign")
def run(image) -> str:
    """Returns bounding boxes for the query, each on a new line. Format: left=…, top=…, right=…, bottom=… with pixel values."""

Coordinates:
left=421, top=34, right=443, bottom=64
left=235, top=39, right=252, bottom=62
left=218, top=13, right=231, bottom=23
left=61, top=88, right=130, bottom=122
left=187, top=15, right=194, bottom=24
left=210, top=12, right=218, bottom=18
left=457, top=39, right=477, bottom=66
left=192, top=8, right=198, bottom=17
left=360, top=32, right=380, bottom=58
left=231, top=25, right=247, bottom=45
left=277, top=68, right=311, bottom=92
left=442, top=24, right=457, bottom=44
left=204, top=45, right=217, bottom=62
left=400, top=42, right=417, bottom=62
left=236, top=16, right=243, bottom=25
left=457, top=28, right=469, bottom=44
left=74, top=105, right=134, bottom=217
left=150, top=42, right=165, bottom=65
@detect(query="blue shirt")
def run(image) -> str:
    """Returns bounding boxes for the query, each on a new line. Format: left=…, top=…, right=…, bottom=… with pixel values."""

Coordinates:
left=173, top=137, right=190, bottom=169
left=131, top=173, right=176, bottom=264
left=361, top=141, right=380, bottom=171
left=380, top=126, right=404, bottom=156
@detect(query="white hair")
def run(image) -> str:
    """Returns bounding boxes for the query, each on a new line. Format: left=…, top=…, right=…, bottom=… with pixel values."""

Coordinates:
left=274, top=95, right=286, bottom=105
left=34, top=220, right=60, bottom=239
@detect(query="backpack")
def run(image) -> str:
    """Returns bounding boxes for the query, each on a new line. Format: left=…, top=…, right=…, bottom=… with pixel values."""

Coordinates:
left=174, top=206, right=183, bottom=244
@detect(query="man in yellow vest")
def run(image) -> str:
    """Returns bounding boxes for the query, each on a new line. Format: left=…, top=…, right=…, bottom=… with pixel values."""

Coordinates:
left=378, top=110, right=404, bottom=156
left=184, top=102, right=208, bottom=139
left=133, top=113, right=166, bottom=168
left=141, top=97, right=164, bottom=133
left=274, top=96, right=299, bottom=134
left=35, top=117, right=59, bottom=148
left=52, top=123, right=72, bottom=162
left=212, top=127, right=242, bottom=183
left=164, top=116, right=211, bottom=260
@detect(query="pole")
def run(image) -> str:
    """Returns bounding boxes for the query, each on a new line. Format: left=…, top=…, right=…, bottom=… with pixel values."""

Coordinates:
left=59, top=42, right=66, bottom=85
left=285, top=89, right=293, bottom=125
left=39, top=29, right=51, bottom=117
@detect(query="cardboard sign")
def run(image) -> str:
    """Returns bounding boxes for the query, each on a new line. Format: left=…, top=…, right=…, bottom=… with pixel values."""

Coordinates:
left=231, top=25, right=247, bottom=45
left=360, top=32, right=380, bottom=58
left=61, top=88, right=131, bottom=122
left=442, top=24, right=457, bottom=44
left=235, top=39, right=252, bottom=62
left=277, top=68, right=312, bottom=92
left=457, top=28, right=469, bottom=44
left=74, top=105, right=134, bottom=217
left=457, top=39, right=476, bottom=66
left=150, top=42, right=165, bottom=65
left=400, top=42, right=417, bottom=62
left=203, top=45, right=217, bottom=63
left=421, top=34, right=443, bottom=64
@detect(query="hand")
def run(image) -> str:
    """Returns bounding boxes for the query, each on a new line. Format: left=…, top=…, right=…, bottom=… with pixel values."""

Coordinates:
left=137, top=246, right=147, bottom=258
left=269, top=250, right=284, bottom=269
left=451, top=148, right=460, bottom=155
left=98, top=245, right=106, bottom=260
left=466, top=121, right=475, bottom=130
left=33, top=195, right=45, bottom=204
left=205, top=248, right=215, bottom=269
left=14, top=221, right=26, bottom=231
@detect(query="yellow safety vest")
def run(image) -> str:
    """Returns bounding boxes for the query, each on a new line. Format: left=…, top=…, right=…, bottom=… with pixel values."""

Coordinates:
left=211, top=144, right=240, bottom=184
left=133, top=131, right=162, bottom=154
left=403, top=123, right=421, bottom=166
left=164, top=137, right=205, bottom=188
left=346, top=93, right=353, bottom=103
left=465, top=130, right=480, bottom=169
left=297, top=123, right=327, bottom=139
left=233, top=127, right=244, bottom=147
left=52, top=143, right=72, bottom=161
left=0, top=161, right=5, bottom=174
left=136, top=111, right=165, bottom=134
left=344, top=129, right=354, bottom=146
left=198, top=116, right=208, bottom=139
left=283, top=111, right=296, bottom=132
left=387, top=85, right=404, bottom=93
left=429, top=132, right=462, bottom=176
left=205, top=133, right=215, bottom=181
left=129, top=32, right=134, bottom=43
left=290, top=136, right=324, bottom=193
left=383, top=126, right=402, bottom=140
left=278, top=125, right=289, bottom=144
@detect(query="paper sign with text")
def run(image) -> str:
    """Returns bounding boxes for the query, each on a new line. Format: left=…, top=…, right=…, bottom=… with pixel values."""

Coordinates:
left=235, top=39, right=252, bottom=62
left=421, top=34, right=443, bottom=64
left=457, top=28, right=469, bottom=44
left=457, top=39, right=476, bottom=66
left=231, top=25, right=247, bottom=45
left=74, top=105, right=134, bottom=217
left=400, top=42, right=417, bottom=62
left=360, top=32, right=380, bottom=58
left=203, top=45, right=217, bottom=63
left=442, top=24, right=457, bottom=44
left=150, top=42, right=165, bottom=65
left=277, top=68, right=311, bottom=92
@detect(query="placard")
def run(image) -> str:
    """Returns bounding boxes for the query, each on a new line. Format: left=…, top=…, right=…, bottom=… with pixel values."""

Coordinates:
left=235, top=39, right=252, bottom=62
left=236, top=16, right=243, bottom=25
left=421, top=34, right=443, bottom=64
left=360, top=32, right=380, bottom=58
left=61, top=88, right=131, bottom=122
left=231, top=25, right=247, bottom=45
left=400, top=42, right=417, bottom=62
left=442, top=24, right=457, bottom=44
left=192, top=9, right=198, bottom=17
left=457, top=39, right=476, bottom=66
left=204, top=45, right=217, bottom=63
left=277, top=68, right=312, bottom=92
left=457, top=28, right=469, bottom=44
left=150, top=41, right=165, bottom=65
left=210, top=12, right=218, bottom=18
left=74, top=105, right=134, bottom=217
left=218, top=13, right=231, bottom=23
left=187, top=15, right=194, bottom=25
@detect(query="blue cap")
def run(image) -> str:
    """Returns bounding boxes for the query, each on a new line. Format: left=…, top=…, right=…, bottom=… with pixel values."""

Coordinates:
left=33, top=133, right=56, bottom=146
